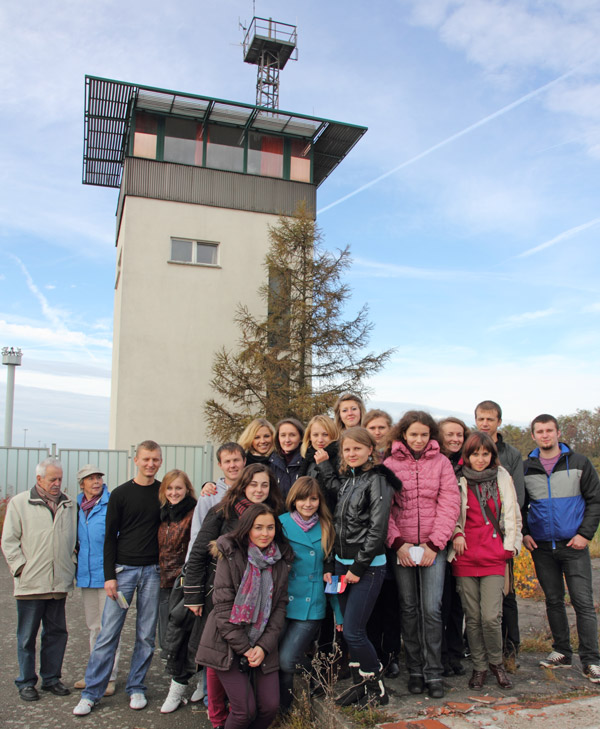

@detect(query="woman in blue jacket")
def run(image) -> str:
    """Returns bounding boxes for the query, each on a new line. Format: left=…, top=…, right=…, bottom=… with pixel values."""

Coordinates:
left=278, top=476, right=336, bottom=713
left=74, top=465, right=120, bottom=695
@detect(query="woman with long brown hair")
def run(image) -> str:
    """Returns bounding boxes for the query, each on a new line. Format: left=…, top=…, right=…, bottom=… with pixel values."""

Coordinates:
left=278, top=477, right=335, bottom=713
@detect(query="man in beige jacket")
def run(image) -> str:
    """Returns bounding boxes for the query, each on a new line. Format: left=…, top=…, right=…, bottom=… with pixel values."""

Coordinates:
left=2, top=457, right=77, bottom=702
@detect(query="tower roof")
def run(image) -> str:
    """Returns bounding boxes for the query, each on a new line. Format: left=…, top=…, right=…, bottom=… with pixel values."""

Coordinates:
left=83, top=76, right=367, bottom=189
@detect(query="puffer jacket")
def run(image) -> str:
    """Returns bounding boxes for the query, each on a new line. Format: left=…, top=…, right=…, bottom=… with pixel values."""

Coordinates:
left=448, top=466, right=522, bottom=567
left=76, top=485, right=110, bottom=588
left=2, top=487, right=77, bottom=596
left=385, top=439, right=460, bottom=552
left=523, top=443, right=600, bottom=543
left=195, top=534, right=293, bottom=673
left=318, top=461, right=401, bottom=577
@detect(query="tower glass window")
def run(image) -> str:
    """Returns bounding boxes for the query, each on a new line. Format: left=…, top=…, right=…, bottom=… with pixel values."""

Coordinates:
left=247, top=133, right=284, bottom=178
left=290, top=139, right=311, bottom=182
left=133, top=112, right=158, bottom=159
left=205, top=125, right=244, bottom=173
left=170, top=239, right=219, bottom=266
left=164, top=118, right=204, bottom=165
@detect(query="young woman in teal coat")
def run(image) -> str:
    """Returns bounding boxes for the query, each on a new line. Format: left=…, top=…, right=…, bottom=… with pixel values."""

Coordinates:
left=278, top=476, right=336, bottom=712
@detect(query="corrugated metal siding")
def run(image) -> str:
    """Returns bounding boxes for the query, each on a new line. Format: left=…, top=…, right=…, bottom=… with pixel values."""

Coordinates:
left=120, top=158, right=316, bottom=218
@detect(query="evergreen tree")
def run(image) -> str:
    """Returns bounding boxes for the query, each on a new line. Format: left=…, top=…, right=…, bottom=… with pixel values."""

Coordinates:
left=204, top=203, right=393, bottom=442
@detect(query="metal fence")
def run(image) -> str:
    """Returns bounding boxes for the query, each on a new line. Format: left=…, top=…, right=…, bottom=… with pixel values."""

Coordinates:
left=0, top=443, right=214, bottom=499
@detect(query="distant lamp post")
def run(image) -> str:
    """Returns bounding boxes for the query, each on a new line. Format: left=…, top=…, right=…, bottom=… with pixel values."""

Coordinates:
left=2, top=347, right=23, bottom=447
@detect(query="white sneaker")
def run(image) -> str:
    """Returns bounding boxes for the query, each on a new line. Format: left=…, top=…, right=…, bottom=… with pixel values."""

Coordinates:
left=129, top=692, right=147, bottom=710
left=583, top=664, right=600, bottom=683
left=73, top=698, right=95, bottom=716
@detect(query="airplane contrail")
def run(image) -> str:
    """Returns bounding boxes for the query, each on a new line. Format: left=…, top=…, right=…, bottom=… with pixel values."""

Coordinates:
left=318, top=64, right=585, bottom=215
left=516, top=216, right=600, bottom=258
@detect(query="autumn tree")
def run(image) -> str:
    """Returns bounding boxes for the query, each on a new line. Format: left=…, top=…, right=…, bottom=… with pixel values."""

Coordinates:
left=204, top=203, right=393, bottom=442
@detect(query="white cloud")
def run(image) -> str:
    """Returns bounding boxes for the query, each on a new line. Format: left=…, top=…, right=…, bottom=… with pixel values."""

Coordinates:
left=406, top=0, right=600, bottom=157
left=582, top=302, right=600, bottom=313
left=370, top=347, right=599, bottom=423
left=488, top=308, right=557, bottom=331
left=0, top=320, right=112, bottom=350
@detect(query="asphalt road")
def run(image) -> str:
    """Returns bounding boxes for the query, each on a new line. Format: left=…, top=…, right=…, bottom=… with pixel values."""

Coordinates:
left=0, top=558, right=212, bottom=729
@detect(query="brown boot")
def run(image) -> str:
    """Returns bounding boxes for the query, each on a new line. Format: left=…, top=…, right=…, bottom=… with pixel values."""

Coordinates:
left=489, top=663, right=513, bottom=689
left=468, top=669, right=487, bottom=690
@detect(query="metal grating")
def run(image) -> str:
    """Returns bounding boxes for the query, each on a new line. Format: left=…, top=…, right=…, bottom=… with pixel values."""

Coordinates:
left=83, top=76, right=367, bottom=189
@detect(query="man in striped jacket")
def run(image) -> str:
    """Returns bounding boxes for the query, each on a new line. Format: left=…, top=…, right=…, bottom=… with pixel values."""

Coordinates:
left=523, top=413, right=600, bottom=684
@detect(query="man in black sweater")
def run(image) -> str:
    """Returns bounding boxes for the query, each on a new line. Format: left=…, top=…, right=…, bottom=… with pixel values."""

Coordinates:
left=73, top=440, right=162, bottom=716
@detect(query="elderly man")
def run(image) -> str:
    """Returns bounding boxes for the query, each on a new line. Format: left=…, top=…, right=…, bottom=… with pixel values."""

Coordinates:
left=2, top=458, right=77, bottom=702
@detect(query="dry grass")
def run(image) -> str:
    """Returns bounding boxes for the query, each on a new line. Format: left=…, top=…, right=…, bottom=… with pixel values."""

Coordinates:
left=520, top=628, right=553, bottom=654
left=340, top=704, right=395, bottom=728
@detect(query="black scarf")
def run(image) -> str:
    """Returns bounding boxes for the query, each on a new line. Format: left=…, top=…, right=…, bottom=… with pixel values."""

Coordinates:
left=160, top=494, right=197, bottom=523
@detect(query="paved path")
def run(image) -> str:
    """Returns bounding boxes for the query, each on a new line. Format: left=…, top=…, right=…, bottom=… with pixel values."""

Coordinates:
left=0, top=558, right=212, bottom=729
left=2, top=556, right=599, bottom=729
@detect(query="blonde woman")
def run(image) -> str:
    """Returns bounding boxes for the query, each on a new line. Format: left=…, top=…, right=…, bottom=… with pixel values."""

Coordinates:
left=238, top=418, right=276, bottom=465
left=333, top=393, right=366, bottom=431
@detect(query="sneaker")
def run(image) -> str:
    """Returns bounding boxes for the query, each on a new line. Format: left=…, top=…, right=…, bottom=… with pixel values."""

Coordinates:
left=104, top=681, right=116, bottom=697
left=129, top=692, right=147, bottom=710
left=73, top=698, right=95, bottom=716
left=539, top=651, right=572, bottom=669
left=583, top=664, right=600, bottom=684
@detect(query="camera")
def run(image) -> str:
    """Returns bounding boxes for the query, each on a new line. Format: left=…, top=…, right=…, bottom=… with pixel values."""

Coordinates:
left=238, top=655, right=251, bottom=673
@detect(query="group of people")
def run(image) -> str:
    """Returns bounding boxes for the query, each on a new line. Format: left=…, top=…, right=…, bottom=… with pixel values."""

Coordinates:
left=2, top=395, right=599, bottom=729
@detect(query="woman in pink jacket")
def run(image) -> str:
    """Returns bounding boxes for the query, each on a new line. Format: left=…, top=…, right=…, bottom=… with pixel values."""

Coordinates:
left=384, top=411, right=460, bottom=699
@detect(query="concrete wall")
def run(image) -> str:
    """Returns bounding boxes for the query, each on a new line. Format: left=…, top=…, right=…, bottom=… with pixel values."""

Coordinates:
left=109, top=196, right=279, bottom=450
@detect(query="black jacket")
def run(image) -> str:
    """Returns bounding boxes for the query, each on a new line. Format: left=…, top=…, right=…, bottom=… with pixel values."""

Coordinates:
left=298, top=441, right=340, bottom=513
left=496, top=433, right=525, bottom=507
left=318, top=461, right=402, bottom=577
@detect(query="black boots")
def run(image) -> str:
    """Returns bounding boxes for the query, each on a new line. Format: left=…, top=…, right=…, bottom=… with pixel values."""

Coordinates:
left=336, top=663, right=389, bottom=708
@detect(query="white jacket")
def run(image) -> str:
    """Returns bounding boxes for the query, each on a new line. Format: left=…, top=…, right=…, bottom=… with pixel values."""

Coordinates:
left=447, top=466, right=522, bottom=563
left=1, top=487, right=77, bottom=596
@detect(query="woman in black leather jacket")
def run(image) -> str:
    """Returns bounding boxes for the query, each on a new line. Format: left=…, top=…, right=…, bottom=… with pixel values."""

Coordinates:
left=317, top=426, right=401, bottom=708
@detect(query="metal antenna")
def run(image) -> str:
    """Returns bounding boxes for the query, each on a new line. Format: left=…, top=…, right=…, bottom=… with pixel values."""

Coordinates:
left=242, top=16, right=297, bottom=110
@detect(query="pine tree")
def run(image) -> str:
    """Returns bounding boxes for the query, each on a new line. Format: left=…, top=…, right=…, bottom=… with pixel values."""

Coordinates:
left=204, top=203, right=393, bottom=442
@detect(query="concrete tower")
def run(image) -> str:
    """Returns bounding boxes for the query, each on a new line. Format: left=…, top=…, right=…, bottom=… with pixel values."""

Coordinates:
left=83, top=68, right=366, bottom=449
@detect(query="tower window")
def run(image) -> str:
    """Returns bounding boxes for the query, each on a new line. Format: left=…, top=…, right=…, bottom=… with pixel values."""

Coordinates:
left=170, top=238, right=219, bottom=266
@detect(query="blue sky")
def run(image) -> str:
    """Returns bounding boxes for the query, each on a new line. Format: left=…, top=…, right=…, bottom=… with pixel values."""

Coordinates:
left=1, top=0, right=599, bottom=448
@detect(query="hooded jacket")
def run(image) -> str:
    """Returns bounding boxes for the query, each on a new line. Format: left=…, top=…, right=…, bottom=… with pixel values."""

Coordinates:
left=317, top=461, right=401, bottom=577
left=523, top=442, right=600, bottom=543
left=385, top=439, right=460, bottom=552
left=2, top=487, right=77, bottom=596
left=195, top=534, right=293, bottom=673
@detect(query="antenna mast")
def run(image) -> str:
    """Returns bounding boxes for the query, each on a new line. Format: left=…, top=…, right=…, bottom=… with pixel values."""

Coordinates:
left=242, top=16, right=297, bottom=110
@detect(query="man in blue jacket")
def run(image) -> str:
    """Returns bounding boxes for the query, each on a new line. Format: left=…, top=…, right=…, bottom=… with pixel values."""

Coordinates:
left=523, top=413, right=600, bottom=683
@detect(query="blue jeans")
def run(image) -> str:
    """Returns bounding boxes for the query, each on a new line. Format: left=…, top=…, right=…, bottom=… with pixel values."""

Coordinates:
left=82, top=564, right=160, bottom=700
left=532, top=542, right=600, bottom=666
left=279, top=618, right=321, bottom=710
left=15, top=598, right=68, bottom=689
left=394, top=550, right=447, bottom=682
left=335, top=561, right=386, bottom=673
